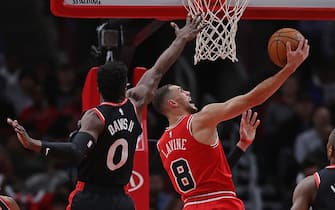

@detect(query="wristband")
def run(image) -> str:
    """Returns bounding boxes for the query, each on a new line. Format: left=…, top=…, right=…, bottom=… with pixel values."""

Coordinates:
left=227, top=146, right=244, bottom=168
left=240, top=138, right=252, bottom=144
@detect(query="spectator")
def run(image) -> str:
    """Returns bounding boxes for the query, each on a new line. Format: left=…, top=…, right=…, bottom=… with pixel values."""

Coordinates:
left=294, top=106, right=333, bottom=166
left=19, top=85, right=60, bottom=137
left=150, top=173, right=173, bottom=210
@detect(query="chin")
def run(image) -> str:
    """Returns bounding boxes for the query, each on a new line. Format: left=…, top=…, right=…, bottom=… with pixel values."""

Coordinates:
left=188, top=105, right=198, bottom=114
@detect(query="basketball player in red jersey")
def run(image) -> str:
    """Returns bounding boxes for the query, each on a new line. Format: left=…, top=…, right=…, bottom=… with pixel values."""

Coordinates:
left=7, top=14, right=204, bottom=210
left=152, top=39, right=310, bottom=209
left=291, top=128, right=335, bottom=210
left=0, top=195, right=20, bottom=210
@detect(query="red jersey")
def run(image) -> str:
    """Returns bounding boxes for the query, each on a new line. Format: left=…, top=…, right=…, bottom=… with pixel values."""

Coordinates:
left=157, top=115, right=240, bottom=208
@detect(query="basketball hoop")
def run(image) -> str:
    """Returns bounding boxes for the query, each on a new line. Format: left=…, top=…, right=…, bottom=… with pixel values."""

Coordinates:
left=183, top=0, right=249, bottom=64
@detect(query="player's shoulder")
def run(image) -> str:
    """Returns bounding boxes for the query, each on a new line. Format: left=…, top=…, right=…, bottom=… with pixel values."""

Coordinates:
left=80, top=108, right=105, bottom=129
left=81, top=109, right=99, bottom=121
left=82, top=108, right=95, bottom=116
left=294, top=174, right=318, bottom=196
left=301, top=174, right=316, bottom=186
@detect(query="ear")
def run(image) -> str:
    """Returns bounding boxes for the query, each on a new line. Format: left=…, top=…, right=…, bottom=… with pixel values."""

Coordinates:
left=167, top=99, right=178, bottom=108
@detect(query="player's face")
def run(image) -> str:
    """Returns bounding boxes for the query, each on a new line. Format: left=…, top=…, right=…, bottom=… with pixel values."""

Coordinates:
left=169, top=85, right=197, bottom=114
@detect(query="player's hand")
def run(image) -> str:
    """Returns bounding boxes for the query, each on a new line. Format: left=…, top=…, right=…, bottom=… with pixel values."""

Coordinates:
left=237, top=110, right=260, bottom=151
left=286, top=38, right=310, bottom=71
left=171, top=13, right=205, bottom=42
left=6, top=118, right=41, bottom=152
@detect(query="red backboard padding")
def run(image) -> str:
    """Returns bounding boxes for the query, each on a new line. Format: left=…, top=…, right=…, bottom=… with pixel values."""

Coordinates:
left=51, top=0, right=335, bottom=20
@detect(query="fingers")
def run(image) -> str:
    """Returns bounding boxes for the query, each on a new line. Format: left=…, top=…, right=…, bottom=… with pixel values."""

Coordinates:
left=170, top=22, right=179, bottom=31
left=7, top=118, right=18, bottom=128
left=241, top=110, right=246, bottom=121
left=306, top=44, right=310, bottom=57
left=303, top=39, right=308, bottom=48
left=287, top=38, right=310, bottom=62
left=303, top=39, right=310, bottom=55
left=250, top=111, right=258, bottom=125
left=14, top=127, right=22, bottom=134
left=189, top=13, right=203, bottom=31
left=7, top=117, right=13, bottom=125
left=294, top=38, right=309, bottom=54
left=14, top=124, right=26, bottom=134
left=186, top=13, right=192, bottom=25
left=296, top=38, right=305, bottom=51
left=246, top=109, right=252, bottom=123
left=254, top=119, right=261, bottom=129
left=193, top=13, right=202, bottom=26
left=286, top=41, right=292, bottom=52
left=185, top=13, right=200, bottom=26
left=240, top=111, right=247, bottom=129
left=7, top=118, right=25, bottom=133
left=198, top=22, right=209, bottom=31
left=243, top=109, right=260, bottom=127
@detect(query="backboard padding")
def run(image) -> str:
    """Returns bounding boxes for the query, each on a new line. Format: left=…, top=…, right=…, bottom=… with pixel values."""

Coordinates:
left=51, top=0, right=335, bottom=19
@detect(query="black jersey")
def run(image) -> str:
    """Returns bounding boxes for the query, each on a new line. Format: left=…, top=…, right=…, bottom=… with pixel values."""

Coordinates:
left=77, top=99, right=142, bottom=187
left=0, top=197, right=10, bottom=210
left=312, top=165, right=335, bottom=210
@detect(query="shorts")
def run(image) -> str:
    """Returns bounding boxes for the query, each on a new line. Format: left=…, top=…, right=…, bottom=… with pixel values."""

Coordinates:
left=183, top=196, right=244, bottom=210
left=67, top=181, right=135, bottom=210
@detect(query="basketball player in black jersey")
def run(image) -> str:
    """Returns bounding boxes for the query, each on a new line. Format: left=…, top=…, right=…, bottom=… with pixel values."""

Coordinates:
left=291, top=128, right=335, bottom=210
left=0, top=195, right=20, bottom=210
left=7, top=14, right=204, bottom=210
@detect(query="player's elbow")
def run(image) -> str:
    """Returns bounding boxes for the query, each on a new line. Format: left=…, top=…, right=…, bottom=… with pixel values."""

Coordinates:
left=70, top=131, right=96, bottom=164
left=71, top=144, right=86, bottom=164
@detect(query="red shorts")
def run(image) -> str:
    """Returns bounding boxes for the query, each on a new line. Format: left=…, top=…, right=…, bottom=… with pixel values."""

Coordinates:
left=183, top=196, right=244, bottom=210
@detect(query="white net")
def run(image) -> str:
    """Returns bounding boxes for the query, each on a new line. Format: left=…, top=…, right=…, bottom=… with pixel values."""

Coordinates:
left=183, top=0, right=249, bottom=64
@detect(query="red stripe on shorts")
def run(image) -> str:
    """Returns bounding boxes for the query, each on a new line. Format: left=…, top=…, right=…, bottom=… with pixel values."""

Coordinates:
left=66, top=181, right=85, bottom=210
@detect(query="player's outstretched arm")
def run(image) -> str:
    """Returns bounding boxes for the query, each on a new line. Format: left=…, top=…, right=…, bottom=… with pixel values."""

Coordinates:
left=7, top=110, right=103, bottom=164
left=127, top=14, right=204, bottom=112
left=194, top=39, right=310, bottom=129
left=7, top=118, right=42, bottom=152
left=291, top=175, right=317, bottom=210
left=228, top=110, right=260, bottom=168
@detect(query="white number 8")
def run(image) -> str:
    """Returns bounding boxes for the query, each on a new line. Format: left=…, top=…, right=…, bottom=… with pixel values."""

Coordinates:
left=107, top=138, right=128, bottom=171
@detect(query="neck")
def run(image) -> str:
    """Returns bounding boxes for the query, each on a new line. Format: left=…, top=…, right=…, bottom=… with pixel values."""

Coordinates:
left=167, top=113, right=187, bottom=129
left=102, top=97, right=126, bottom=103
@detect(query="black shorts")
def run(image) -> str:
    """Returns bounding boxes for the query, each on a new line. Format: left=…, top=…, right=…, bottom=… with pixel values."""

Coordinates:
left=67, top=181, right=135, bottom=210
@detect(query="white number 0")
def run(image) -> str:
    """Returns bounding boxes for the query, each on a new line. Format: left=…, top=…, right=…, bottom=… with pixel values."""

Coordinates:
left=107, top=138, right=128, bottom=171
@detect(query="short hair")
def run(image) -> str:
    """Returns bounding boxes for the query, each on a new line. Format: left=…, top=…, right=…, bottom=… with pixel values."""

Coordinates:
left=97, top=61, right=128, bottom=102
left=152, top=84, right=172, bottom=115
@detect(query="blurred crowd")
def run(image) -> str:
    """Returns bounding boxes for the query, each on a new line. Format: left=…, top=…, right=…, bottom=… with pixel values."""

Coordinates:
left=1, top=1, right=335, bottom=210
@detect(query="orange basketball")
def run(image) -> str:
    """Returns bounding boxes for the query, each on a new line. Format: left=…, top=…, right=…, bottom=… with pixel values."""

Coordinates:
left=267, top=28, right=304, bottom=67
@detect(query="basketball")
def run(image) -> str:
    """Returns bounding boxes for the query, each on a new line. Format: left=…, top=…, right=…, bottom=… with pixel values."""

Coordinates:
left=267, top=28, right=304, bottom=67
